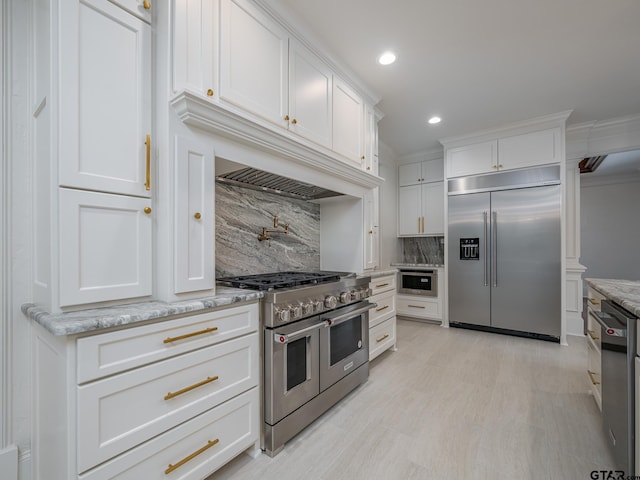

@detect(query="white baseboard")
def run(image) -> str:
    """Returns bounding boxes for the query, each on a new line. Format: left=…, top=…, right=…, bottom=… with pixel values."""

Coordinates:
left=0, top=445, right=18, bottom=480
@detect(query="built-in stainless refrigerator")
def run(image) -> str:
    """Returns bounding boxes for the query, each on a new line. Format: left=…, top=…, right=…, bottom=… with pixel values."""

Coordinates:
left=447, top=166, right=561, bottom=340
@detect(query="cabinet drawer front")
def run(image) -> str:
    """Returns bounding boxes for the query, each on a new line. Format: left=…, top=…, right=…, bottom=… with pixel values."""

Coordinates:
left=77, top=333, right=258, bottom=472
left=77, top=304, right=258, bottom=383
left=587, top=339, right=601, bottom=410
left=396, top=296, right=441, bottom=319
left=586, top=309, right=602, bottom=351
left=369, top=291, right=396, bottom=328
left=369, top=274, right=396, bottom=296
left=369, top=317, right=396, bottom=361
left=587, top=287, right=604, bottom=312
left=79, top=389, right=259, bottom=480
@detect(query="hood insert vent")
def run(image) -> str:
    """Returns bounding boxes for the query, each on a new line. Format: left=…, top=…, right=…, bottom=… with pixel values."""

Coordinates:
left=216, top=167, right=343, bottom=201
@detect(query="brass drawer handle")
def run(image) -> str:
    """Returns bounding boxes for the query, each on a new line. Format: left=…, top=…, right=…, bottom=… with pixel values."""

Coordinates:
left=163, top=326, right=218, bottom=344
left=587, top=329, right=599, bottom=341
left=144, top=134, right=151, bottom=191
left=588, top=298, right=600, bottom=305
left=375, top=305, right=389, bottom=312
left=408, top=305, right=426, bottom=309
left=164, top=375, right=219, bottom=400
left=165, top=438, right=219, bottom=475
left=194, top=212, right=202, bottom=220
left=376, top=334, right=390, bottom=343
left=587, top=370, right=600, bottom=386
left=375, top=283, right=389, bottom=288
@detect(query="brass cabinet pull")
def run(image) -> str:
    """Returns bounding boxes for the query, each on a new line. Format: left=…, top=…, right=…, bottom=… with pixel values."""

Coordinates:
left=165, top=438, right=219, bottom=475
left=375, top=305, right=389, bottom=312
left=164, top=375, right=219, bottom=400
left=376, top=333, right=390, bottom=343
left=587, top=329, right=599, bottom=341
left=408, top=304, right=425, bottom=309
left=421, top=216, right=425, bottom=233
left=375, top=283, right=389, bottom=288
left=143, top=0, right=150, bottom=9
left=291, top=118, right=297, bottom=125
left=498, top=164, right=503, bottom=168
left=163, top=326, right=218, bottom=344
left=367, top=166, right=371, bottom=170
left=587, top=370, right=600, bottom=385
left=368, top=230, right=373, bottom=234
left=588, top=298, right=600, bottom=305
left=492, top=165, right=497, bottom=169
left=418, top=217, right=421, bottom=233
left=206, top=89, right=214, bottom=97
left=284, top=115, right=290, bottom=122
left=194, top=212, right=202, bottom=220
left=143, top=206, right=152, bottom=214
left=144, top=134, right=151, bottom=191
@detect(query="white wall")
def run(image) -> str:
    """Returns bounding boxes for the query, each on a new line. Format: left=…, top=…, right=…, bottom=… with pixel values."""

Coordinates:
left=581, top=176, right=640, bottom=289
left=378, top=141, right=400, bottom=268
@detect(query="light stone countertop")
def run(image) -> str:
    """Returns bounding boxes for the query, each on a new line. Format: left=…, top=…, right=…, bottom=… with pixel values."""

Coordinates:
left=22, top=287, right=264, bottom=336
left=365, top=269, right=398, bottom=279
left=391, top=263, right=444, bottom=269
left=584, top=278, right=640, bottom=317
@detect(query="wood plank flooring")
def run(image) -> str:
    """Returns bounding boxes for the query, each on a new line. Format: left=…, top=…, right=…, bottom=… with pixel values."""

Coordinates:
left=210, top=319, right=615, bottom=480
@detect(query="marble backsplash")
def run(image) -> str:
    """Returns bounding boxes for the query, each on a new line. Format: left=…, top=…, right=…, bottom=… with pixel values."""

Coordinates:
left=215, top=183, right=321, bottom=277
left=401, top=237, right=445, bottom=264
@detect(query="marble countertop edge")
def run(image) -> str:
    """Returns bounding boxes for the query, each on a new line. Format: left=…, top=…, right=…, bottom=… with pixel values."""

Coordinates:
left=584, top=278, right=640, bottom=317
left=22, top=288, right=264, bottom=336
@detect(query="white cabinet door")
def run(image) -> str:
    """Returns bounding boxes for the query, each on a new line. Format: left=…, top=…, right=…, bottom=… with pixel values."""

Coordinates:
left=288, top=41, right=332, bottom=148
left=421, top=181, right=444, bottom=235
left=363, top=188, right=379, bottom=270
left=446, top=140, right=497, bottom=178
left=332, top=76, right=364, bottom=165
left=174, top=137, right=215, bottom=294
left=398, top=163, right=422, bottom=187
left=363, top=104, right=377, bottom=173
left=422, top=159, right=444, bottom=182
left=59, top=0, right=151, bottom=197
left=110, top=0, right=152, bottom=23
left=220, top=0, right=289, bottom=127
left=498, top=127, right=561, bottom=171
left=59, top=188, right=152, bottom=306
left=398, top=185, right=421, bottom=236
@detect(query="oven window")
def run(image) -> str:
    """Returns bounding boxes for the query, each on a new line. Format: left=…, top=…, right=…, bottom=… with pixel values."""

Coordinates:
left=330, top=316, right=362, bottom=366
left=286, top=337, right=308, bottom=391
left=402, top=274, right=432, bottom=291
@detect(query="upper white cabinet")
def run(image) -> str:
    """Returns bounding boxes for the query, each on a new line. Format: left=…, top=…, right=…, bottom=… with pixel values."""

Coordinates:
left=364, top=188, right=379, bottom=270
left=174, top=137, right=215, bottom=294
left=398, top=159, right=444, bottom=186
left=444, top=126, right=563, bottom=178
left=220, top=0, right=289, bottom=127
left=59, top=0, right=152, bottom=197
left=363, top=104, right=379, bottom=174
left=333, top=77, right=364, bottom=166
left=288, top=41, right=333, bottom=148
left=397, top=182, right=444, bottom=236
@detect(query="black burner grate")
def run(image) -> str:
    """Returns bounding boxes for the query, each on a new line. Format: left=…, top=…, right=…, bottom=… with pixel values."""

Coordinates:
left=217, top=271, right=345, bottom=291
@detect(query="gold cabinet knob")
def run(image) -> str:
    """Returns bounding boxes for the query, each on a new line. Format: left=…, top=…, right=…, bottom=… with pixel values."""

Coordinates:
left=144, top=207, right=152, bottom=214
left=492, top=165, right=497, bottom=169
left=368, top=230, right=373, bottom=234
left=194, top=212, right=202, bottom=220
left=291, top=118, right=297, bottom=125
left=143, top=0, right=150, bottom=9
left=367, top=166, right=371, bottom=170
left=498, top=164, right=503, bottom=168
left=206, top=89, right=214, bottom=97
left=284, top=115, right=290, bottom=122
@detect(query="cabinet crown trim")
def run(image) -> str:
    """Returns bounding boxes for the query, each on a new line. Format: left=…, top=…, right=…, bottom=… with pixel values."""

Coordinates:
left=439, top=110, right=572, bottom=149
left=171, top=90, right=384, bottom=189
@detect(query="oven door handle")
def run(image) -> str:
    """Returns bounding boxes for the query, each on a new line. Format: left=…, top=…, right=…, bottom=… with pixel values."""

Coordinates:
left=273, top=322, right=326, bottom=344
left=326, top=302, right=376, bottom=327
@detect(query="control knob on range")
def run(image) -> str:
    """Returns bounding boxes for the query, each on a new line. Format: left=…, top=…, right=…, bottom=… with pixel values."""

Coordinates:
left=290, top=304, right=303, bottom=318
left=275, top=306, right=290, bottom=323
left=313, top=300, right=324, bottom=313
left=324, top=295, right=337, bottom=309
left=339, top=291, right=349, bottom=304
left=301, top=301, right=313, bottom=315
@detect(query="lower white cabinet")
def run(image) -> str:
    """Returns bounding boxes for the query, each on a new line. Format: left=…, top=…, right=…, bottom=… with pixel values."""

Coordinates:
left=586, top=286, right=604, bottom=410
left=59, top=188, right=152, bottom=306
left=368, top=274, right=396, bottom=361
left=32, top=302, right=260, bottom=480
left=396, top=294, right=442, bottom=320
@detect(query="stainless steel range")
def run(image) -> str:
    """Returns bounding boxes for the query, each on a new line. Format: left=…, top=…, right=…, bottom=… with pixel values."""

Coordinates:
left=218, top=271, right=373, bottom=456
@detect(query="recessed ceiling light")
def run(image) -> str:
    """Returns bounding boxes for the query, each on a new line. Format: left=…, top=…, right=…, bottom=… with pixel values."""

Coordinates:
left=377, top=51, right=396, bottom=66
left=428, top=116, right=442, bottom=125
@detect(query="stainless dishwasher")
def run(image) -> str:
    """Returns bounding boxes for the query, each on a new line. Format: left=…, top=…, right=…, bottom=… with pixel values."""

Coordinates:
left=594, top=299, right=637, bottom=476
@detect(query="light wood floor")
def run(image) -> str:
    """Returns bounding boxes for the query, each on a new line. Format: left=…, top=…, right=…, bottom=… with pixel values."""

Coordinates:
left=211, top=319, right=615, bottom=480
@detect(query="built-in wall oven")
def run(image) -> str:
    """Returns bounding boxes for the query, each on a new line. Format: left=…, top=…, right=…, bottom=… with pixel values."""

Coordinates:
left=398, top=269, right=438, bottom=296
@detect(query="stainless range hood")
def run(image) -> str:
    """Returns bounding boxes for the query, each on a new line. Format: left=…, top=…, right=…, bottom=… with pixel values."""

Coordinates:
left=216, top=166, right=344, bottom=201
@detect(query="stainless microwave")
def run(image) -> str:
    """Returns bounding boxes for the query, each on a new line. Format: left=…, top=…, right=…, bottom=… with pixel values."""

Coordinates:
left=398, top=270, right=437, bottom=296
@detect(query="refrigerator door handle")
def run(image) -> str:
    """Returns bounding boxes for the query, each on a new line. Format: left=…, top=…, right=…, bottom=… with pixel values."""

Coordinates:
left=492, top=211, right=498, bottom=287
left=483, top=211, right=488, bottom=286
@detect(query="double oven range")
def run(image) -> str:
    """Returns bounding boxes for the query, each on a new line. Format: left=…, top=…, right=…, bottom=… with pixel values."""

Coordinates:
left=218, top=271, right=373, bottom=456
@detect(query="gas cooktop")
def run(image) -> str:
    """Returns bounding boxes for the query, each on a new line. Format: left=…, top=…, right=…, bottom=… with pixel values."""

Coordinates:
left=217, top=271, right=349, bottom=291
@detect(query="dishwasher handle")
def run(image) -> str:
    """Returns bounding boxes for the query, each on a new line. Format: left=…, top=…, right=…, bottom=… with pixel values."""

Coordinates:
left=592, top=306, right=626, bottom=338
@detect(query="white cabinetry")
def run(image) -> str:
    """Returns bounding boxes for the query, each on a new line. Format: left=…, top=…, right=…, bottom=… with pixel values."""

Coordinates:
left=32, top=303, right=260, bottom=480
left=174, top=137, right=215, bottom=294
left=398, top=160, right=444, bottom=187
left=332, top=77, right=364, bottom=166
left=397, top=268, right=444, bottom=322
left=364, top=188, right=379, bottom=270
left=445, top=127, right=562, bottom=178
left=368, top=274, right=397, bottom=360
left=363, top=104, right=379, bottom=174
left=398, top=182, right=444, bottom=236
left=586, top=287, right=604, bottom=410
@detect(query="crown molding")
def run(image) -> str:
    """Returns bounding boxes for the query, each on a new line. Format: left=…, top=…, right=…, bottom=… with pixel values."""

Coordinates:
left=566, top=113, right=640, bottom=160
left=171, top=90, right=384, bottom=190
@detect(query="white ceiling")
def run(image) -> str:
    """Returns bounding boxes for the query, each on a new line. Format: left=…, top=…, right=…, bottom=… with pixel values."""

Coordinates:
left=274, top=0, right=640, bottom=158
